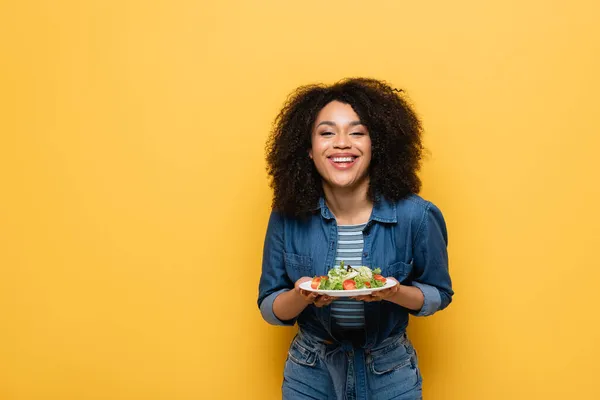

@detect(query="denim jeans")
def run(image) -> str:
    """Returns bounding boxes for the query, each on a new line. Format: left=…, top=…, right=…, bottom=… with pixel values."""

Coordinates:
left=282, top=329, right=423, bottom=400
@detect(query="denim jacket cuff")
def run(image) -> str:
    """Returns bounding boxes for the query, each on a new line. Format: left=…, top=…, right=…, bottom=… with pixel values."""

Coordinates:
left=411, top=282, right=442, bottom=316
left=260, top=288, right=296, bottom=326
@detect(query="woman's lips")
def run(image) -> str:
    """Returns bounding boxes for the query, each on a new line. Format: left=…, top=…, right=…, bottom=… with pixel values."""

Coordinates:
left=328, top=156, right=358, bottom=170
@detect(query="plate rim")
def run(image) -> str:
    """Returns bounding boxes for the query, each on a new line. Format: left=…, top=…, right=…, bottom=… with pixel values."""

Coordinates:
left=298, top=279, right=396, bottom=297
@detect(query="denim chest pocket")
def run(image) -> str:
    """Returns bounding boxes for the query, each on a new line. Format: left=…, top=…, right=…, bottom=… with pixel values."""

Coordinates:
left=284, top=252, right=313, bottom=281
left=382, top=260, right=413, bottom=283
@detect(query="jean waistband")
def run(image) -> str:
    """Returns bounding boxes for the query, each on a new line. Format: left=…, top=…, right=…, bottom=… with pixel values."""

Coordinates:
left=297, top=328, right=407, bottom=352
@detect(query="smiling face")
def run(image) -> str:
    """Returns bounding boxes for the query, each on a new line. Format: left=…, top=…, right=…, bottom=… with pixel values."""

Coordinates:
left=309, top=101, right=372, bottom=192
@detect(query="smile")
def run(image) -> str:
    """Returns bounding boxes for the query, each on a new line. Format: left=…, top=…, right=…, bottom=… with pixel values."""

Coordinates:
left=332, top=156, right=355, bottom=162
left=327, top=155, right=358, bottom=169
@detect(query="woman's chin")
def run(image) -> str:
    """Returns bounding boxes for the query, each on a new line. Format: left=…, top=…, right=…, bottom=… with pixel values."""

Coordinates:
left=325, top=179, right=361, bottom=191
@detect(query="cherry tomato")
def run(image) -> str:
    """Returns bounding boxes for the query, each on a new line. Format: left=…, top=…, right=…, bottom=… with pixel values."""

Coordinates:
left=374, top=274, right=386, bottom=283
left=343, top=279, right=357, bottom=290
left=364, top=281, right=371, bottom=288
left=311, top=277, right=321, bottom=289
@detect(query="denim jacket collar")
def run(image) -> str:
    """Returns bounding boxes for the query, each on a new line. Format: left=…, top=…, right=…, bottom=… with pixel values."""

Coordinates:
left=314, top=196, right=397, bottom=224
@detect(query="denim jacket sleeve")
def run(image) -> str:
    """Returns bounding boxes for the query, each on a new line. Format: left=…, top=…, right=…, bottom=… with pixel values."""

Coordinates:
left=409, top=202, right=454, bottom=317
left=257, top=211, right=296, bottom=326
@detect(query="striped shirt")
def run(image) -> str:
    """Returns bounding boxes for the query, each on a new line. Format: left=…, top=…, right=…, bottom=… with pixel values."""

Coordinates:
left=331, top=223, right=366, bottom=329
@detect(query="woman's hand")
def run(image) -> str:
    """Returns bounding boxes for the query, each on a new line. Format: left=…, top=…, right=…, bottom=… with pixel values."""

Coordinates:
left=352, top=277, right=399, bottom=302
left=295, top=277, right=334, bottom=308
left=272, top=277, right=335, bottom=321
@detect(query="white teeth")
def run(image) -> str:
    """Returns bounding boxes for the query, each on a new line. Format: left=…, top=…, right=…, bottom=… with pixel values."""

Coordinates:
left=332, top=157, right=355, bottom=163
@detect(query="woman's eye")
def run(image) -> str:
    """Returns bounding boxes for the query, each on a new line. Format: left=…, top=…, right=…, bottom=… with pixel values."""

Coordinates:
left=321, top=131, right=334, bottom=136
left=351, top=132, right=365, bottom=136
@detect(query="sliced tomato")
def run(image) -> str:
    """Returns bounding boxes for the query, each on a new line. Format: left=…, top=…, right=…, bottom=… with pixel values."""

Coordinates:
left=364, top=281, right=371, bottom=288
left=311, top=277, right=321, bottom=289
left=343, top=279, right=357, bottom=290
left=373, top=274, right=386, bottom=283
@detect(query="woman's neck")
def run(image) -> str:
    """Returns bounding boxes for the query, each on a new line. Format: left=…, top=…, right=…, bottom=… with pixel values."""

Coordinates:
left=323, top=180, right=373, bottom=225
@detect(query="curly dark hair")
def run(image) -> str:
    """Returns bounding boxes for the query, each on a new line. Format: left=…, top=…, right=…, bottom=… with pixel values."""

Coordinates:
left=266, top=77, right=425, bottom=217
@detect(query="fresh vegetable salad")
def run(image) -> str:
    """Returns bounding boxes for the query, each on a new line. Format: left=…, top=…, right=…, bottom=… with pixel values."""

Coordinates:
left=311, top=261, right=387, bottom=290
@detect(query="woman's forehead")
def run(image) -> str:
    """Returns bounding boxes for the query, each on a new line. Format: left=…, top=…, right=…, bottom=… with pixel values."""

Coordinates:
left=314, top=101, right=363, bottom=126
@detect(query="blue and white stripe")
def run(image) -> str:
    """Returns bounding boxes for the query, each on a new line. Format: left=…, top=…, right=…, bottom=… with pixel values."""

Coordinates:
left=331, top=223, right=366, bottom=329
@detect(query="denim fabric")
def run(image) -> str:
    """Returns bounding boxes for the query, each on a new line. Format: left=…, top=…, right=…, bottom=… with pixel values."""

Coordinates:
left=257, top=194, right=453, bottom=348
left=282, top=330, right=422, bottom=400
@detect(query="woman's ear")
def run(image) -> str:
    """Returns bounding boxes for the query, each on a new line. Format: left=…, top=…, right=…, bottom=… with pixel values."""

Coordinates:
left=308, top=149, right=313, bottom=159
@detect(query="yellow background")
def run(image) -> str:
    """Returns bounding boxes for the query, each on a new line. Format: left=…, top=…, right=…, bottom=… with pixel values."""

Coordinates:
left=1, top=1, right=599, bottom=399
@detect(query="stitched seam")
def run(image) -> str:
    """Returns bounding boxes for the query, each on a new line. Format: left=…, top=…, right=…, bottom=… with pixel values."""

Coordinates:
left=288, top=350, right=317, bottom=367
left=412, top=201, right=431, bottom=250
left=370, top=357, right=412, bottom=375
left=370, top=336, right=404, bottom=357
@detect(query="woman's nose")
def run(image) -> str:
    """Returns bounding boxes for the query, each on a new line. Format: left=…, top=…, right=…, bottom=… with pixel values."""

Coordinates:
left=333, top=133, right=351, bottom=148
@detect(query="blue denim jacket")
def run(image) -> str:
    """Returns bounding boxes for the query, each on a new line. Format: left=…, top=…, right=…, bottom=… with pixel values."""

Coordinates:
left=257, top=194, right=453, bottom=348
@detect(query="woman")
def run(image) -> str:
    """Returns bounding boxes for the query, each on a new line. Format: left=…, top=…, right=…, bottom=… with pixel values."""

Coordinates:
left=257, top=78, right=453, bottom=400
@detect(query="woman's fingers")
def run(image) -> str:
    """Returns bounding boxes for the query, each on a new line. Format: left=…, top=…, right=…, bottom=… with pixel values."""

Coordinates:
left=297, top=288, right=317, bottom=303
left=352, top=288, right=395, bottom=302
left=313, top=295, right=334, bottom=307
left=306, top=292, right=318, bottom=302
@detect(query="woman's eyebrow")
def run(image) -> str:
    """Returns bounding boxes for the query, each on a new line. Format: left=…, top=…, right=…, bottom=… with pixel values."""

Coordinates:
left=316, top=120, right=363, bottom=127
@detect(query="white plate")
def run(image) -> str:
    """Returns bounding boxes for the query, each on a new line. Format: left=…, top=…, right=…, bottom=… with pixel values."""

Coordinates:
left=299, top=279, right=397, bottom=297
